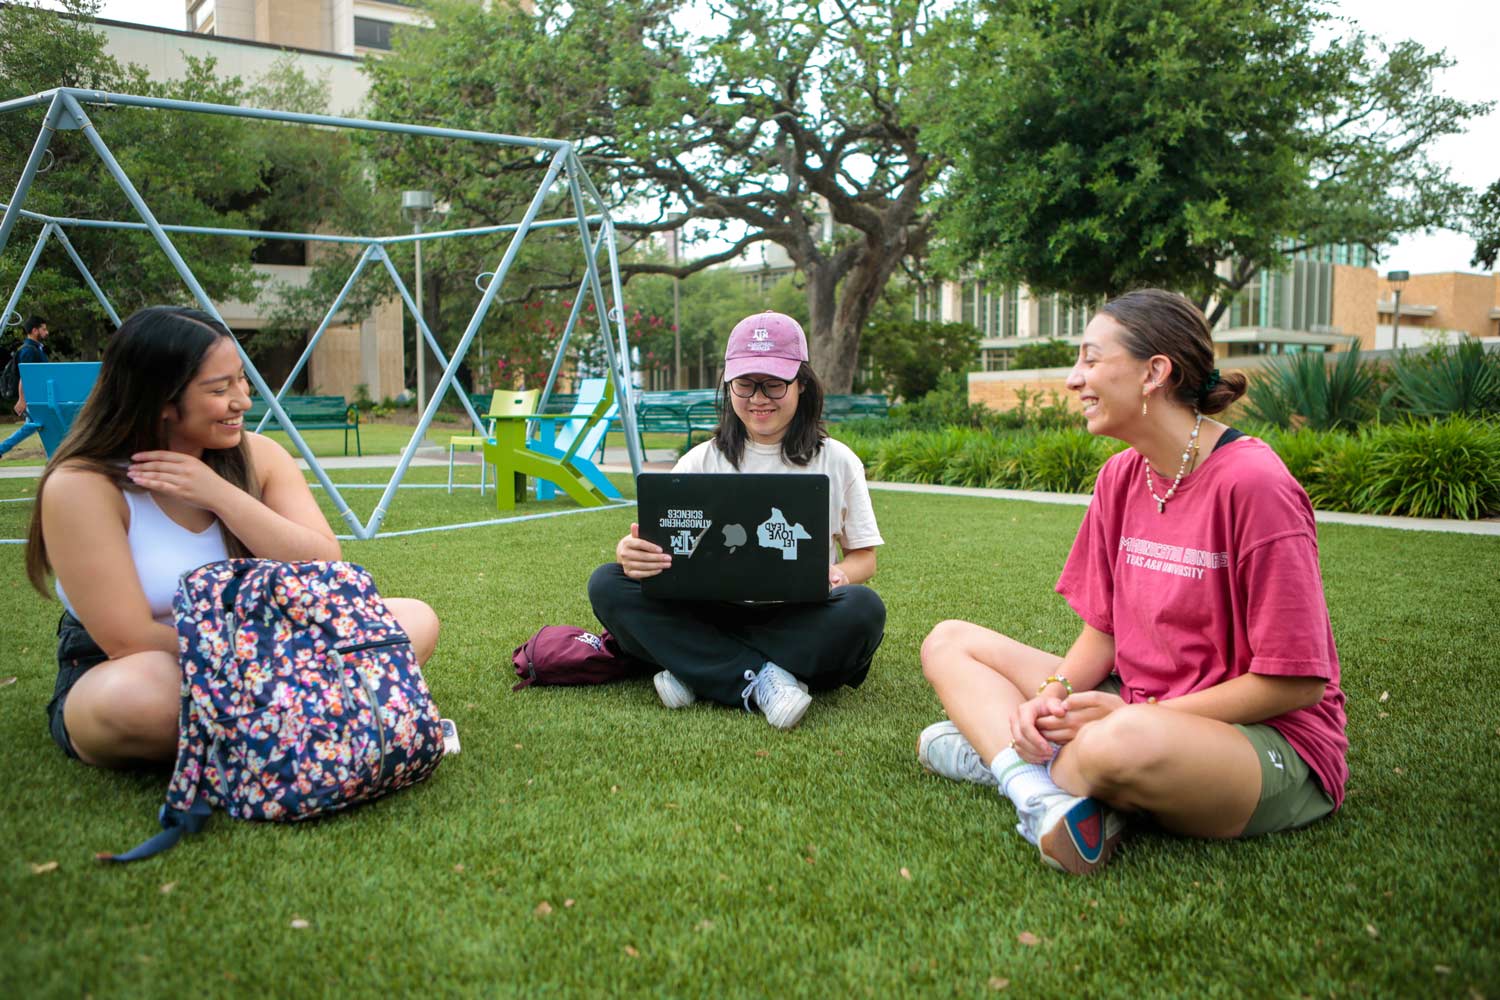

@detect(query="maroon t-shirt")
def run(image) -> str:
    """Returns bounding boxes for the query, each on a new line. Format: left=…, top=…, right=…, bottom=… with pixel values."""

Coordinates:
left=1056, top=437, right=1348, bottom=807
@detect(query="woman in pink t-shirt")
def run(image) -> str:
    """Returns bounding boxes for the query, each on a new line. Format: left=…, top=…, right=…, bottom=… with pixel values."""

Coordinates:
left=917, top=289, right=1347, bottom=876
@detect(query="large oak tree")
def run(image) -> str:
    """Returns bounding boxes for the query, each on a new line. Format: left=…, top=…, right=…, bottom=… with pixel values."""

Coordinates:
left=362, top=0, right=949, bottom=391
left=921, top=0, right=1489, bottom=325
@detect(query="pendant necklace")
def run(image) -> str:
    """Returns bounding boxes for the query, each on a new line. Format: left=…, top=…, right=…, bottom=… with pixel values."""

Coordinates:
left=1144, top=409, right=1204, bottom=513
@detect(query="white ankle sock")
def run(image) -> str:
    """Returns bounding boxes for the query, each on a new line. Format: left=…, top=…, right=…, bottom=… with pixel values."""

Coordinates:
left=989, top=747, right=1064, bottom=806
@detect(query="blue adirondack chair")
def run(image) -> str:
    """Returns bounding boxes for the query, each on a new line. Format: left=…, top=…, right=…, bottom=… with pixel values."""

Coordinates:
left=533, top=377, right=622, bottom=501
left=19, top=362, right=101, bottom=457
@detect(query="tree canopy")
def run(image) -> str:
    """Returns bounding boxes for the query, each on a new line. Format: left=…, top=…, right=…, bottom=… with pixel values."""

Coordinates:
left=1470, top=178, right=1500, bottom=271
left=362, top=0, right=949, bottom=391
left=921, top=0, right=1489, bottom=325
left=0, top=1, right=375, bottom=360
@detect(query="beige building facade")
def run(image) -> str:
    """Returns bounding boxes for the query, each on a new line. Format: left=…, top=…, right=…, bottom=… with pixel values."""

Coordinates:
left=1375, top=271, right=1500, bottom=349
left=89, top=10, right=411, bottom=400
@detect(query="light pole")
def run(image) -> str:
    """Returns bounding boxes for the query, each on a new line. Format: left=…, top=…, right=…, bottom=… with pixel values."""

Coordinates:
left=1386, top=269, right=1409, bottom=352
left=402, top=190, right=435, bottom=411
left=670, top=227, right=683, bottom=389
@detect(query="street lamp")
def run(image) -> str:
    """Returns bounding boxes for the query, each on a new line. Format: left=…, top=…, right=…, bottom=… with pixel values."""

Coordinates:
left=1386, top=269, right=1409, bottom=352
left=402, top=190, right=436, bottom=411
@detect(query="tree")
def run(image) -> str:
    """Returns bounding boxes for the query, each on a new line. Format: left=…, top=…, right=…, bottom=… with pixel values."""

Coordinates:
left=0, top=2, right=371, bottom=361
left=362, top=0, right=953, bottom=392
left=860, top=319, right=979, bottom=401
left=1471, top=178, right=1500, bottom=271
left=922, top=0, right=1488, bottom=325
left=1014, top=339, right=1075, bottom=369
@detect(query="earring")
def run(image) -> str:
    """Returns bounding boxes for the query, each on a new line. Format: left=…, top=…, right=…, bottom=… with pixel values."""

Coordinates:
left=1141, top=387, right=1149, bottom=417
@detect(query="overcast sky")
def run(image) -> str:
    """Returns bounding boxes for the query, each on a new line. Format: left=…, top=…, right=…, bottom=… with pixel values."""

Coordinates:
left=96, top=0, right=1499, bottom=275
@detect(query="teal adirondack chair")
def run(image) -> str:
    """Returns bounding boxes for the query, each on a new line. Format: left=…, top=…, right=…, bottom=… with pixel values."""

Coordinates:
left=533, top=377, right=622, bottom=501
left=19, top=362, right=100, bottom=457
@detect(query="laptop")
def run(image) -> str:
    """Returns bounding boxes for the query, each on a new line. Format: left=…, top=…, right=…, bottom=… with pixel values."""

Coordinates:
left=636, top=472, right=830, bottom=603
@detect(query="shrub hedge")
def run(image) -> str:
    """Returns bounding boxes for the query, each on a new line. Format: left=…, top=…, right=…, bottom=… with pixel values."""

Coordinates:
left=832, top=417, right=1500, bottom=520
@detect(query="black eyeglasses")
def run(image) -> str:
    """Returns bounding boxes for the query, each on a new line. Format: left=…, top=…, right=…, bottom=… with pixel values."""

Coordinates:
left=729, top=377, right=792, bottom=399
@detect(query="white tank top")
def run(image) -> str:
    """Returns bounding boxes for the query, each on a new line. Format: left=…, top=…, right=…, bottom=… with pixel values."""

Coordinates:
left=57, top=489, right=231, bottom=625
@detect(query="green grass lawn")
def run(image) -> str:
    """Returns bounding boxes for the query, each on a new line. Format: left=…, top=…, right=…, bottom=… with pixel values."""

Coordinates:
left=0, top=420, right=683, bottom=467
left=1, top=475, right=1496, bottom=997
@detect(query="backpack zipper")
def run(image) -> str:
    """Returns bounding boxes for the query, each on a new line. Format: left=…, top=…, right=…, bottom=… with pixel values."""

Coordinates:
left=353, top=667, right=389, bottom=788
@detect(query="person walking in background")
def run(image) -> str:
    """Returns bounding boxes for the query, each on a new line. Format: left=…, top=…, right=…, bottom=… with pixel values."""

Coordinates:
left=0, top=315, right=49, bottom=457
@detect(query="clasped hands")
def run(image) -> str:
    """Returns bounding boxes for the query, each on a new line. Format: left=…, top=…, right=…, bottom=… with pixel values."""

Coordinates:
left=1008, top=689, right=1125, bottom=764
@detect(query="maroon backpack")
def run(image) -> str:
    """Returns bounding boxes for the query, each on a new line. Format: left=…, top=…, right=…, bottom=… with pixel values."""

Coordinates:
left=510, top=626, right=645, bottom=691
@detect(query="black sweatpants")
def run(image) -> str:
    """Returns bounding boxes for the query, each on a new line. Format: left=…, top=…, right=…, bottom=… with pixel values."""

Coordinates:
left=587, top=562, right=886, bottom=707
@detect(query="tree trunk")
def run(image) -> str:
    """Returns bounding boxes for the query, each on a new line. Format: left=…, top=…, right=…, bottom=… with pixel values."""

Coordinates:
left=806, top=236, right=908, bottom=393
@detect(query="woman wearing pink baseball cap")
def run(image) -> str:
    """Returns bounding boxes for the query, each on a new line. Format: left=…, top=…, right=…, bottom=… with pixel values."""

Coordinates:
left=588, top=311, right=886, bottom=730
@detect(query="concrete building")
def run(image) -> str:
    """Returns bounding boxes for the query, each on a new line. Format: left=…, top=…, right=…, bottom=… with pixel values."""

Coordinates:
left=1376, top=270, right=1500, bottom=349
left=81, top=10, right=411, bottom=399
left=184, top=0, right=432, bottom=59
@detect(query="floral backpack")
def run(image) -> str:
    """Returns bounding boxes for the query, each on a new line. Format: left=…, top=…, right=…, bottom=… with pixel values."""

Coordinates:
left=102, top=559, right=446, bottom=862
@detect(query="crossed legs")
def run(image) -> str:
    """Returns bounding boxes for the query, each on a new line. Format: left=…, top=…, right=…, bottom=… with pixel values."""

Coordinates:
left=920, top=619, right=1263, bottom=839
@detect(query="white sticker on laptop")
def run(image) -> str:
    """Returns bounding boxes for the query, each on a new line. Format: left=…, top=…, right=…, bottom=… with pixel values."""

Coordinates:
left=757, top=508, right=812, bottom=560
left=659, top=508, right=711, bottom=557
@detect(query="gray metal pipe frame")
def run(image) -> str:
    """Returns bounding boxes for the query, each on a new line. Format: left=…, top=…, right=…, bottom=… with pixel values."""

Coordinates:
left=51, top=225, right=122, bottom=327
left=537, top=269, right=597, bottom=415
left=0, top=94, right=64, bottom=260
left=363, top=145, right=573, bottom=537
left=565, top=156, right=643, bottom=474
left=71, top=89, right=567, bottom=153
left=0, top=206, right=601, bottom=246
left=57, top=90, right=365, bottom=535
left=563, top=156, right=645, bottom=461
left=254, top=244, right=379, bottom=433
left=1, top=88, right=632, bottom=537
left=368, top=244, right=486, bottom=432
left=0, top=223, right=54, bottom=333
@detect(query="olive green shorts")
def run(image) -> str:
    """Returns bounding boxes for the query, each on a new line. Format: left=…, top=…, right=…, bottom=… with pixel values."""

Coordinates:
left=1093, top=676, right=1335, bottom=838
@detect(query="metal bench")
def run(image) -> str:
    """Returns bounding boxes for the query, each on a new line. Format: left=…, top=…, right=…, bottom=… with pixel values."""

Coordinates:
left=247, top=395, right=361, bottom=456
left=635, top=388, right=720, bottom=450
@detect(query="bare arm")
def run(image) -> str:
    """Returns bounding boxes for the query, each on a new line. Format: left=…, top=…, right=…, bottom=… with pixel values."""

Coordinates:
left=42, top=467, right=176, bottom=658
left=830, top=546, right=876, bottom=587
left=1159, top=672, right=1326, bottom=723
left=127, top=432, right=340, bottom=562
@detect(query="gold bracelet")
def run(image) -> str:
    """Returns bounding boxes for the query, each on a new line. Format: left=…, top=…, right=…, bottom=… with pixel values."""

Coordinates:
left=1037, top=674, right=1073, bottom=697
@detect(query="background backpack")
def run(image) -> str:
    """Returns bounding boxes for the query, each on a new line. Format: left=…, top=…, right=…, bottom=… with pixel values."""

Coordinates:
left=0, top=351, right=18, bottom=399
left=511, top=626, right=645, bottom=691
left=103, top=559, right=446, bottom=862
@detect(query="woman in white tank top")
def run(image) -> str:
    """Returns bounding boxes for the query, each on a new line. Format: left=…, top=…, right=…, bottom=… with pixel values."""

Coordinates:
left=25, top=307, right=441, bottom=769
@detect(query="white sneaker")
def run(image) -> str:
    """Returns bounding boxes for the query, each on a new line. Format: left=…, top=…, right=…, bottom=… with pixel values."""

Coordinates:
left=917, top=721, right=998, bottom=787
left=746, top=663, right=812, bottom=730
left=654, top=671, right=696, bottom=709
left=1013, top=787, right=1125, bottom=875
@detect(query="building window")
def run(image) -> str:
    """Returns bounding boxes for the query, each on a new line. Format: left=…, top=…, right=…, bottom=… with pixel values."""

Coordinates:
left=1004, top=286, right=1019, bottom=339
left=354, top=17, right=395, bottom=50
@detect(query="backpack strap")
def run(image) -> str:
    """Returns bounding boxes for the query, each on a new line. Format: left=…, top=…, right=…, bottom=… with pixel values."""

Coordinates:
left=511, top=637, right=538, bottom=692
left=96, top=797, right=213, bottom=864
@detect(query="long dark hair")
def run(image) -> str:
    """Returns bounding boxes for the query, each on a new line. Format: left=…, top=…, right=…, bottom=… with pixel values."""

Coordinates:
left=26, top=307, right=258, bottom=594
left=712, top=362, right=827, bottom=469
left=1099, top=289, right=1247, bottom=414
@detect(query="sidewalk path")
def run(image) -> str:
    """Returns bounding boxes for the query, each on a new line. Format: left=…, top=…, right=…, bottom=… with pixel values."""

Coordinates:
left=7, top=451, right=1497, bottom=536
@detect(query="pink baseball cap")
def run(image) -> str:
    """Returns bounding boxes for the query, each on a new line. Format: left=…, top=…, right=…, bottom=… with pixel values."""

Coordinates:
left=723, top=312, right=808, bottom=381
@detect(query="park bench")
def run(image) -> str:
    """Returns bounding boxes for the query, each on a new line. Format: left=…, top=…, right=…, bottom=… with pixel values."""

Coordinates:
left=635, top=388, right=720, bottom=450
left=824, top=393, right=888, bottom=422
left=247, top=395, right=361, bottom=456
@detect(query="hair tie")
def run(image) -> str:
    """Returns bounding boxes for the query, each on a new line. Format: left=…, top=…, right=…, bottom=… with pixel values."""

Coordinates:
left=1198, top=369, right=1221, bottom=399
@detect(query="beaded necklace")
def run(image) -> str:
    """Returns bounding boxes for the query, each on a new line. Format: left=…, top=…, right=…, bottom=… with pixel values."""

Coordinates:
left=1144, top=409, right=1204, bottom=513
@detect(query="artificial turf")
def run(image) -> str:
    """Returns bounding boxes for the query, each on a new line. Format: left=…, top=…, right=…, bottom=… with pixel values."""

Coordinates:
left=0, top=472, right=1496, bottom=997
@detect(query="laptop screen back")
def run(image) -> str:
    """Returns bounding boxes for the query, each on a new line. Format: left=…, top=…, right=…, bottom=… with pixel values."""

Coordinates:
left=636, top=473, right=830, bottom=603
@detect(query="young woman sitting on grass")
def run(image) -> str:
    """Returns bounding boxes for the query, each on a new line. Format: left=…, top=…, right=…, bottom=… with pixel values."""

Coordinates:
left=27, top=306, right=440, bottom=768
left=918, top=289, right=1347, bottom=875
left=589, top=311, right=886, bottom=731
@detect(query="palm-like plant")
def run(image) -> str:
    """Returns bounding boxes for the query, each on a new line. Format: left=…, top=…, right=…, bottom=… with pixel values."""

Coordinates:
left=1244, top=347, right=1377, bottom=431
left=1389, top=341, right=1500, bottom=418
